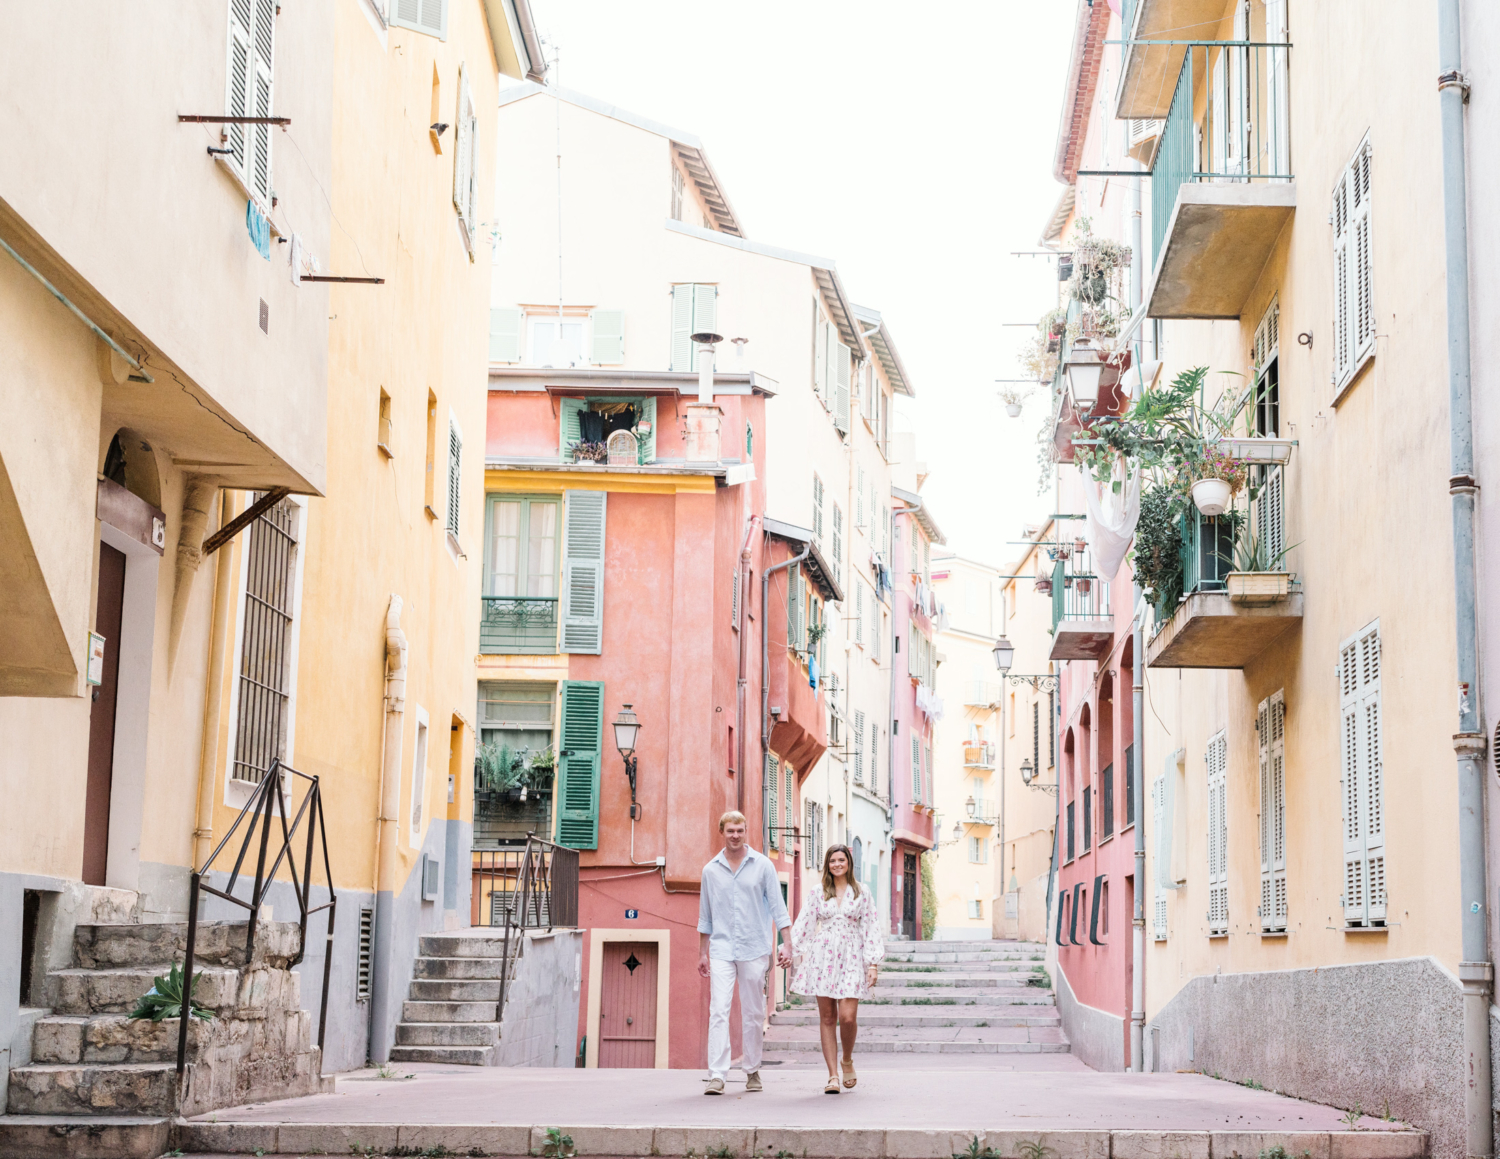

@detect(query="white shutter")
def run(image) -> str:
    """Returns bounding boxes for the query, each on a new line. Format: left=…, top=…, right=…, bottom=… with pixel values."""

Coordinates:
left=225, top=0, right=252, bottom=180
left=812, top=474, right=824, bottom=545
left=824, top=324, right=839, bottom=409
left=1206, top=733, right=1228, bottom=934
left=446, top=419, right=462, bottom=537
left=489, top=307, right=522, bottom=362
left=1227, top=2, right=1247, bottom=176
left=1332, top=170, right=1351, bottom=386
left=1152, top=775, right=1169, bottom=940
left=787, top=563, right=803, bottom=651
left=249, top=0, right=276, bottom=205
left=812, top=307, right=828, bottom=399
left=561, top=491, right=607, bottom=654
left=453, top=67, right=477, bottom=252
left=693, top=284, right=718, bottom=343
left=1339, top=621, right=1384, bottom=925
left=1256, top=691, right=1286, bottom=931
left=590, top=310, right=625, bottom=364
left=835, top=343, right=852, bottom=433
left=855, top=584, right=864, bottom=647
left=391, top=0, right=448, bottom=38
left=1257, top=465, right=1285, bottom=566
left=670, top=285, right=694, bottom=372
left=853, top=709, right=865, bottom=785
left=911, top=735, right=922, bottom=801
left=1334, top=137, right=1373, bottom=393
left=767, top=754, right=780, bottom=848
left=832, top=504, right=843, bottom=574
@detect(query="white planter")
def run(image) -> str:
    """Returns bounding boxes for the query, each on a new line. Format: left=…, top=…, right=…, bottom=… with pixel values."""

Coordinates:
left=1191, top=477, right=1232, bottom=516
left=1005, top=402, right=1023, bottom=418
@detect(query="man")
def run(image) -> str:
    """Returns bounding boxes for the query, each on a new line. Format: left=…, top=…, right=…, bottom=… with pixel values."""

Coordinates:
left=697, top=810, right=793, bottom=1094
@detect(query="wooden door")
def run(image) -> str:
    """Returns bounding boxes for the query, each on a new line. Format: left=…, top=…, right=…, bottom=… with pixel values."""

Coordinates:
left=84, top=544, right=126, bottom=886
left=598, top=942, right=658, bottom=1068
left=902, top=852, right=917, bottom=938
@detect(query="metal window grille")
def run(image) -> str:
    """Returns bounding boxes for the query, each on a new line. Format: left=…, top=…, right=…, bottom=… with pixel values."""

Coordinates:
left=356, top=906, right=373, bottom=1000
left=1102, top=764, right=1114, bottom=837
left=231, top=494, right=299, bottom=785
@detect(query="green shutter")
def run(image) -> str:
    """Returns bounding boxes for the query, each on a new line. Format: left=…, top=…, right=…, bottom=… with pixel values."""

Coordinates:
left=559, top=398, right=586, bottom=460
left=693, top=284, right=717, bottom=345
left=590, top=309, right=624, bottom=364
left=637, top=396, right=656, bottom=463
left=670, top=284, right=694, bottom=371
left=561, top=490, right=607, bottom=653
left=490, top=307, right=522, bottom=362
left=787, top=563, right=802, bottom=650
left=557, top=680, right=603, bottom=849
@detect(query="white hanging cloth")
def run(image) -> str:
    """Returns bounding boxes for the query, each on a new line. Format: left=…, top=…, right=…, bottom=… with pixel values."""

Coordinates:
left=1082, top=457, right=1142, bottom=581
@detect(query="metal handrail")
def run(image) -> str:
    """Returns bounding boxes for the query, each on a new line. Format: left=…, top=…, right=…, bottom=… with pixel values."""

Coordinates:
left=495, top=833, right=578, bottom=1021
left=177, top=758, right=336, bottom=1075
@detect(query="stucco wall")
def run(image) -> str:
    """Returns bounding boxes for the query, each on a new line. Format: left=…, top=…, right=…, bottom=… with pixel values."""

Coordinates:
left=495, top=928, right=583, bottom=1067
left=1055, top=958, right=1125, bottom=1073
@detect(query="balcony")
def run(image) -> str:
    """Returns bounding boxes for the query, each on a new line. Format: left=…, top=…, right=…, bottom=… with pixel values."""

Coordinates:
left=1048, top=548, right=1112, bottom=662
left=1145, top=41, right=1295, bottom=319
left=1117, top=0, right=1241, bottom=119
left=962, top=798, right=999, bottom=826
left=963, top=681, right=1000, bottom=709
left=963, top=743, right=996, bottom=770
left=479, top=596, right=558, bottom=654
left=1148, top=454, right=1302, bottom=669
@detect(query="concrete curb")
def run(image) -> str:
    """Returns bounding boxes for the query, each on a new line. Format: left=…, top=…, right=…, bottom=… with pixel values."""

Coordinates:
left=174, top=1121, right=1429, bottom=1158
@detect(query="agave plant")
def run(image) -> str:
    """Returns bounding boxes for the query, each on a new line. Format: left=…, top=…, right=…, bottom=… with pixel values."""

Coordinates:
left=128, top=961, right=213, bottom=1022
left=1219, top=523, right=1297, bottom=574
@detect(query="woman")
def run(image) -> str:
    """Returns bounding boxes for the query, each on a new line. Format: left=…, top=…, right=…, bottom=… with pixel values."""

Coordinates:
left=790, top=844, right=884, bottom=1093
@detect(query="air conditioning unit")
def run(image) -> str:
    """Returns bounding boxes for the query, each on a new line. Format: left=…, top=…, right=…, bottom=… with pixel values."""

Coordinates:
left=1126, top=118, right=1163, bottom=167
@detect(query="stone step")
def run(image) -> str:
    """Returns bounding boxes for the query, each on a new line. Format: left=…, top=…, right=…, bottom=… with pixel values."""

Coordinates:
left=394, top=1020, right=500, bottom=1047
left=0, top=1114, right=171, bottom=1159
left=30, top=1014, right=207, bottom=1065
left=875, top=975, right=1050, bottom=990
left=48, top=965, right=246, bottom=1016
left=412, top=955, right=509, bottom=980
left=6, top=1062, right=180, bottom=1116
left=860, top=992, right=1056, bottom=1006
left=401, top=999, right=500, bottom=1023
left=417, top=932, right=517, bottom=958
left=760, top=1036, right=1069, bottom=1054
left=882, top=957, right=1041, bottom=970
left=387, top=1044, right=494, bottom=1065
left=408, top=978, right=502, bottom=1002
left=772, top=1009, right=1060, bottom=1028
left=72, top=921, right=300, bottom=970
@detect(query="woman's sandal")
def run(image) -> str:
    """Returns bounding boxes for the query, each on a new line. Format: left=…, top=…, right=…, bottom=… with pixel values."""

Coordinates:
left=841, top=1059, right=857, bottom=1089
left=824, top=1075, right=841, bottom=1094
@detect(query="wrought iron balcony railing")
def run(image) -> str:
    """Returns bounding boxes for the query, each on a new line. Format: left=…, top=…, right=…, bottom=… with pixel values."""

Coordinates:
left=479, top=595, right=558, bottom=654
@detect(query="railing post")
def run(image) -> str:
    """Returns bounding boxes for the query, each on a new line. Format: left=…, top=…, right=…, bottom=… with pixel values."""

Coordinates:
left=246, top=760, right=280, bottom=962
left=177, top=872, right=201, bottom=1076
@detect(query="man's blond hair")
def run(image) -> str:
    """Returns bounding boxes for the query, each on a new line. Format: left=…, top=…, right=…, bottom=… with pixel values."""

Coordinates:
left=718, top=810, right=748, bottom=832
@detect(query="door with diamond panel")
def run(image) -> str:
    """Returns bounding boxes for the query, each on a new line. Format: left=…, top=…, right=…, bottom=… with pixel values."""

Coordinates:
left=598, top=941, right=658, bottom=1068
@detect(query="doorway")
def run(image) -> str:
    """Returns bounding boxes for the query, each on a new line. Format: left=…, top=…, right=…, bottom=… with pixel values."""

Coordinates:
left=597, top=941, right=658, bottom=1068
left=902, top=852, right=917, bottom=939
left=83, top=543, right=126, bottom=886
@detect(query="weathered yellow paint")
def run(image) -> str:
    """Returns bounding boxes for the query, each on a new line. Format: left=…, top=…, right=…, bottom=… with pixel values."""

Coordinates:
left=484, top=468, right=718, bottom=494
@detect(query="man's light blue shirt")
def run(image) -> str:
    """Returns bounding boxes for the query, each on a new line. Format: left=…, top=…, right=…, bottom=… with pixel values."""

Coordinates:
left=698, top=847, right=791, bottom=962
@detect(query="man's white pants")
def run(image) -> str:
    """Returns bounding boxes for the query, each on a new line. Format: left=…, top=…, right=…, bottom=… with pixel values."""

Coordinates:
left=707, top=955, right=769, bottom=1080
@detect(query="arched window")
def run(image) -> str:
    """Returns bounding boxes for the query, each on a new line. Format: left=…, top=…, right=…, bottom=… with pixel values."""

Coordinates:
left=852, top=836, right=863, bottom=881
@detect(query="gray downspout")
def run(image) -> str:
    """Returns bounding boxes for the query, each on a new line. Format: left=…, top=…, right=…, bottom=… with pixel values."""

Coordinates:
left=762, top=538, right=811, bottom=853
left=889, top=500, right=922, bottom=936
left=1437, top=3, right=1493, bottom=1154
left=1129, top=154, right=1148, bottom=1076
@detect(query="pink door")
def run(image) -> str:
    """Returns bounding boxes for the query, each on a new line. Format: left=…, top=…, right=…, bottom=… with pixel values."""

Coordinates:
left=598, top=942, right=658, bottom=1068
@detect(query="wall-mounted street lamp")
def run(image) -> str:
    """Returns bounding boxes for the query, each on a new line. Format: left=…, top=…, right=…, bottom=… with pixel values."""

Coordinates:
left=992, top=635, right=1015, bottom=675
left=1019, top=757, right=1058, bottom=796
left=613, top=703, right=642, bottom=820
left=1063, top=335, right=1106, bottom=411
left=965, top=795, right=977, bottom=817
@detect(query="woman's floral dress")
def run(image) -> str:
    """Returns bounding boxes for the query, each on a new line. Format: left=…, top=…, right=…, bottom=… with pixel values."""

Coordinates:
left=790, top=887, right=885, bottom=999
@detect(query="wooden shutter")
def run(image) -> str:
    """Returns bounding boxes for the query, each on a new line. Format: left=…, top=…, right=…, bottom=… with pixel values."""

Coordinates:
left=561, top=491, right=607, bottom=654
left=812, top=474, right=824, bottom=544
left=853, top=709, right=865, bottom=784
left=249, top=0, right=276, bottom=205
left=446, top=420, right=462, bottom=537
left=557, top=681, right=603, bottom=849
left=835, top=343, right=852, bottom=433
left=832, top=504, right=843, bottom=574
left=1340, top=622, right=1384, bottom=925
left=1206, top=732, right=1228, bottom=934
left=558, top=398, right=587, bottom=460
left=1152, top=775, right=1169, bottom=939
left=392, top=0, right=449, bottom=38
left=911, top=734, right=922, bottom=801
left=226, top=0, right=252, bottom=180
left=812, top=311, right=828, bottom=400
left=767, top=753, right=780, bottom=847
left=637, top=396, right=656, bottom=463
left=1332, top=164, right=1351, bottom=385
left=855, top=584, right=864, bottom=646
left=453, top=66, right=477, bottom=252
left=670, top=285, right=694, bottom=371
left=590, top=310, right=625, bottom=364
left=1351, top=142, right=1374, bottom=368
left=730, top=568, right=740, bottom=628
left=490, top=307, right=522, bottom=362
left=1259, top=692, right=1287, bottom=931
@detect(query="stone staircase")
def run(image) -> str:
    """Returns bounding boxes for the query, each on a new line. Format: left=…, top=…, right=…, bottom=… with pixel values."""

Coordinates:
left=389, top=929, right=515, bottom=1065
left=765, top=937, right=1067, bottom=1063
left=0, top=920, right=328, bottom=1159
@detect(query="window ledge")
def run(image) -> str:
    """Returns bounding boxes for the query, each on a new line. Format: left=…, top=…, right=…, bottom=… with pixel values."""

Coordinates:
left=1259, top=930, right=1289, bottom=938
left=1331, top=350, right=1375, bottom=408
left=425, top=504, right=439, bottom=521
left=1342, top=924, right=1390, bottom=934
left=213, top=154, right=279, bottom=234
left=378, top=442, right=394, bottom=459
left=1208, top=932, right=1229, bottom=940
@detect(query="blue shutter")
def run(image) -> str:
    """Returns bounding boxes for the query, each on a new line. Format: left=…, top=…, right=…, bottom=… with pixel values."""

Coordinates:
left=561, top=491, right=607, bottom=654
left=557, top=681, right=603, bottom=849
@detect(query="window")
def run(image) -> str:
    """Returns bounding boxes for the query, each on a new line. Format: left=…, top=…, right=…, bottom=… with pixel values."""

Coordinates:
left=451, top=65, right=478, bottom=256
left=670, top=283, right=718, bottom=371
left=481, top=496, right=560, bottom=653
left=670, top=164, right=684, bottom=221
left=1333, top=136, right=1374, bottom=394
left=869, top=719, right=879, bottom=796
left=1253, top=299, right=1285, bottom=566
left=1066, top=800, right=1075, bottom=863
left=784, top=763, right=795, bottom=849
left=767, top=753, right=780, bottom=848
left=832, top=503, right=843, bottom=574
left=1082, top=785, right=1092, bottom=851
left=1340, top=621, right=1385, bottom=926
left=1207, top=730, right=1228, bottom=935
left=911, top=735, right=922, bottom=802
left=377, top=389, right=393, bottom=457
left=852, top=836, right=863, bottom=879
left=224, top=0, right=277, bottom=208
left=409, top=709, right=430, bottom=844
left=476, top=682, right=556, bottom=845
left=1125, top=743, right=1136, bottom=826
left=424, top=390, right=438, bottom=516
left=786, top=563, right=803, bottom=651
left=1152, top=774, right=1168, bottom=940
left=1100, top=880, right=1110, bottom=935
left=530, top=317, right=584, bottom=368
left=230, top=494, right=302, bottom=786
left=446, top=417, right=462, bottom=539
left=560, top=490, right=607, bottom=654
left=968, top=836, right=986, bottom=864
left=853, top=709, right=866, bottom=784
left=1259, top=691, right=1287, bottom=932
left=968, top=899, right=983, bottom=920
left=804, top=799, right=816, bottom=863
left=559, top=396, right=657, bottom=464
left=391, top=0, right=448, bottom=38
left=1101, top=763, right=1114, bottom=838
left=812, top=474, right=825, bottom=545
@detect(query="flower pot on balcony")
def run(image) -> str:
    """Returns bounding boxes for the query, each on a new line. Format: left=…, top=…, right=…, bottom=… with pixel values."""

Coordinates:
left=1074, top=536, right=1087, bottom=555
left=1005, top=402, right=1022, bottom=418
left=1035, top=578, right=1053, bottom=595
left=1226, top=571, right=1291, bottom=606
left=1076, top=578, right=1092, bottom=595
left=1191, top=477, right=1233, bottom=517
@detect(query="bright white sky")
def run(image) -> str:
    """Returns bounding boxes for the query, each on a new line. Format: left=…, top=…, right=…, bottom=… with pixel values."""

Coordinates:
left=509, top=0, right=1077, bottom=568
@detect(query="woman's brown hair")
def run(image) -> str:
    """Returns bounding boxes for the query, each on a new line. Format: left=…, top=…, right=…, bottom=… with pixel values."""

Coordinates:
left=821, top=844, right=861, bottom=901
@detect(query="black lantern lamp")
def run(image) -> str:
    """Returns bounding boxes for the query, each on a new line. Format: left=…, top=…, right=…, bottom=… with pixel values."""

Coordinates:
left=613, top=704, right=642, bottom=820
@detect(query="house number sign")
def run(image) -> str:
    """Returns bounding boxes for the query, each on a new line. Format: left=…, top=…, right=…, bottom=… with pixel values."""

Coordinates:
left=624, top=909, right=639, bottom=919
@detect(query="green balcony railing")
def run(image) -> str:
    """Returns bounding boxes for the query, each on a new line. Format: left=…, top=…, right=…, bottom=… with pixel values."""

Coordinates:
left=1150, top=40, right=1292, bottom=269
left=480, top=596, right=558, bottom=654
left=1049, top=549, right=1111, bottom=634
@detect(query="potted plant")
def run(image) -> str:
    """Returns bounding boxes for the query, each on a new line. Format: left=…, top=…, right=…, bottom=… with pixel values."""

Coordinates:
left=1221, top=526, right=1296, bottom=605
left=1076, top=577, right=1093, bottom=596
left=1035, top=571, right=1053, bottom=595
left=525, top=747, right=557, bottom=794
left=998, top=382, right=1032, bottom=418
left=1184, top=444, right=1249, bottom=516
left=570, top=440, right=608, bottom=464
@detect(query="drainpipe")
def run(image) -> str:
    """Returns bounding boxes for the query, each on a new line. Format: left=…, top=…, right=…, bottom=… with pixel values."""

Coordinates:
left=1436, top=3, right=1493, bottom=1154
left=735, top=514, right=759, bottom=816
left=890, top=499, right=922, bottom=936
left=192, top=492, right=238, bottom=871
left=1129, top=149, right=1148, bottom=1076
left=370, top=594, right=408, bottom=1063
left=762, top=539, right=811, bottom=852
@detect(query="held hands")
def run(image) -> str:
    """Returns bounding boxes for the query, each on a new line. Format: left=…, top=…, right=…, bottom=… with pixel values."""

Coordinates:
left=776, top=942, right=793, bottom=969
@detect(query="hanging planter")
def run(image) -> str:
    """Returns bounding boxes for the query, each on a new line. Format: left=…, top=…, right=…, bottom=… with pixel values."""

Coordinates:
left=1076, top=578, right=1093, bottom=596
left=1035, top=575, right=1053, bottom=595
left=1074, top=536, right=1088, bottom=555
left=1006, top=402, right=1023, bottom=418
left=1190, top=477, right=1233, bottom=516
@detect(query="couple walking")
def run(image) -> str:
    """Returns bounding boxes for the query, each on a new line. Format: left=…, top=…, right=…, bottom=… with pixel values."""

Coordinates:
left=697, top=810, right=884, bottom=1095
